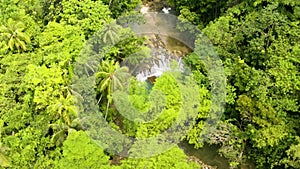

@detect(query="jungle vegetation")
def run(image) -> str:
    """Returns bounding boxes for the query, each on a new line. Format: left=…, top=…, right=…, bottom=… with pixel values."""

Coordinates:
left=0, top=0, right=299, bottom=168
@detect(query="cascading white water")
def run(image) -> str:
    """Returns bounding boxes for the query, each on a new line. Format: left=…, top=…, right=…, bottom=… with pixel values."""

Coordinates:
left=162, top=7, right=171, bottom=14
left=136, top=48, right=184, bottom=82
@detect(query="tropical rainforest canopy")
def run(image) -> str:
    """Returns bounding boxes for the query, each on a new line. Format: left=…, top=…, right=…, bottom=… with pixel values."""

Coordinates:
left=0, top=0, right=299, bottom=169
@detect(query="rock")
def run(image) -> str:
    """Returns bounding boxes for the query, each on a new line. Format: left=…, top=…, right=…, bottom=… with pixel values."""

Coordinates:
left=147, top=76, right=157, bottom=84
left=172, top=50, right=183, bottom=57
left=140, top=5, right=149, bottom=14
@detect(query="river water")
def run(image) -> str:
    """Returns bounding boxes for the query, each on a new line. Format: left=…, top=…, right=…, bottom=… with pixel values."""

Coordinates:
left=137, top=1, right=256, bottom=169
left=179, top=141, right=230, bottom=169
left=138, top=1, right=230, bottom=169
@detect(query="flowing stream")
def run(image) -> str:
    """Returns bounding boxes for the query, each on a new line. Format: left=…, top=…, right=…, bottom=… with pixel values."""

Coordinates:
left=179, top=141, right=230, bottom=169
left=138, top=1, right=230, bottom=168
left=137, top=1, right=255, bottom=168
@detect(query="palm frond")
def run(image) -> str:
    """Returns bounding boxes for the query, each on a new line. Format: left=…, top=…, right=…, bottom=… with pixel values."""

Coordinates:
left=0, top=153, right=11, bottom=167
left=16, top=38, right=27, bottom=51
left=8, top=38, right=14, bottom=50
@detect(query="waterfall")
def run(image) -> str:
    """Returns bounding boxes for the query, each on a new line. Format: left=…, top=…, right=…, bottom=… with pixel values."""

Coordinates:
left=162, top=7, right=171, bottom=14
left=136, top=48, right=184, bottom=82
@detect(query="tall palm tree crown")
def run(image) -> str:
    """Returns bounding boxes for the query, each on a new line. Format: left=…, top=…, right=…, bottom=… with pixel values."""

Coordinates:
left=96, top=60, right=130, bottom=119
left=101, top=21, right=120, bottom=45
left=0, top=18, right=31, bottom=52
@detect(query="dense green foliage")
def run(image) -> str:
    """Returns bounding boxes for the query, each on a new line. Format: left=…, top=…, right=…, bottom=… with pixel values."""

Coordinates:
left=177, top=0, right=300, bottom=168
left=0, top=0, right=299, bottom=169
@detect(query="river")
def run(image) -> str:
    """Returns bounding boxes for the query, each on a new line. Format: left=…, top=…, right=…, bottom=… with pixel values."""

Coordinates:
left=179, top=141, right=230, bottom=169
left=137, top=1, right=256, bottom=169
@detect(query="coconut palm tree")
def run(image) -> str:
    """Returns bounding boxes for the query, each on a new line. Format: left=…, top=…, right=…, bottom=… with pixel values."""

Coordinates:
left=0, top=18, right=30, bottom=52
left=101, top=21, right=121, bottom=45
left=96, top=60, right=130, bottom=119
left=51, top=94, right=79, bottom=126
